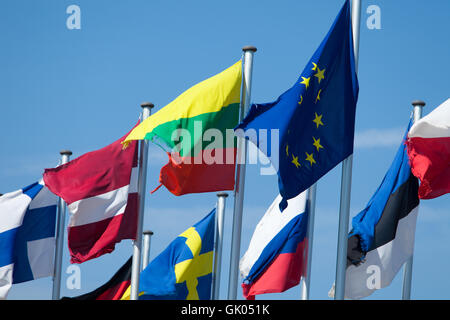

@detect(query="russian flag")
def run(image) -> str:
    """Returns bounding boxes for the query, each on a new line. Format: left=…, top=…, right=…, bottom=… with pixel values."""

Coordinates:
left=239, top=190, right=309, bottom=300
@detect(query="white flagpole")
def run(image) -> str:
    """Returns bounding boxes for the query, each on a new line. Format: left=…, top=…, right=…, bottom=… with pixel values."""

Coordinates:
left=52, top=150, right=72, bottom=300
left=227, top=45, right=257, bottom=300
left=130, top=102, right=153, bottom=300
left=300, top=184, right=317, bottom=300
left=142, top=230, right=154, bottom=271
left=334, top=0, right=361, bottom=300
left=402, top=100, right=425, bottom=300
left=212, top=192, right=228, bottom=300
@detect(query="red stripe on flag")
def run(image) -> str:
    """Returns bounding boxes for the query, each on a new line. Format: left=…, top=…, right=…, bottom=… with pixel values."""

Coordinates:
left=96, top=280, right=131, bottom=300
left=68, top=193, right=138, bottom=264
left=242, top=239, right=307, bottom=300
left=407, top=136, right=450, bottom=199
left=43, top=129, right=138, bottom=205
left=158, top=148, right=237, bottom=196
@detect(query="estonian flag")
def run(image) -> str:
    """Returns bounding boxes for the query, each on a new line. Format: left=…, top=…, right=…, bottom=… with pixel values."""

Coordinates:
left=332, top=120, right=420, bottom=299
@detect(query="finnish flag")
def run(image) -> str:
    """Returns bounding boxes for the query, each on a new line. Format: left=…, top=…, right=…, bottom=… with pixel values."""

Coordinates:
left=0, top=181, right=57, bottom=299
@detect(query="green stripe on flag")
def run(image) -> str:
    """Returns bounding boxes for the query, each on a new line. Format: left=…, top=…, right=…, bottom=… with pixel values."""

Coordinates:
left=144, top=103, right=239, bottom=157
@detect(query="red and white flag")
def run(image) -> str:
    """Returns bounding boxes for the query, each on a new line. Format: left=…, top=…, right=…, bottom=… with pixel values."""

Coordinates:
left=406, top=98, right=450, bottom=199
left=43, top=126, right=139, bottom=263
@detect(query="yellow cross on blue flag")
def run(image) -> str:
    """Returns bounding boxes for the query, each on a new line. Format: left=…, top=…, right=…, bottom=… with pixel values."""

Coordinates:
left=236, top=0, right=359, bottom=211
left=137, top=209, right=215, bottom=300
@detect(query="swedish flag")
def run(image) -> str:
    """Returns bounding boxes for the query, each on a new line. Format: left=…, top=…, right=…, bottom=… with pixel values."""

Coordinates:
left=236, top=0, right=359, bottom=211
left=137, top=209, right=215, bottom=300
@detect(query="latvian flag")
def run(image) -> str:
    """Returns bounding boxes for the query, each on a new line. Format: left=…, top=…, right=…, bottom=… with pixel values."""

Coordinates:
left=406, top=98, right=450, bottom=199
left=239, top=190, right=309, bottom=300
left=44, top=126, right=139, bottom=264
left=337, top=120, right=419, bottom=299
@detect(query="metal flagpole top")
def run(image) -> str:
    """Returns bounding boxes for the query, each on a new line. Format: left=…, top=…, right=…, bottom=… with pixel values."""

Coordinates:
left=411, top=100, right=426, bottom=123
left=141, top=102, right=154, bottom=109
left=411, top=100, right=426, bottom=107
left=242, top=46, right=257, bottom=52
left=216, top=192, right=229, bottom=198
left=59, top=150, right=73, bottom=156
left=142, top=230, right=154, bottom=271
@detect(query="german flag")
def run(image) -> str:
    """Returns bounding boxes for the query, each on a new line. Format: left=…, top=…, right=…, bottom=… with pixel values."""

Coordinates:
left=62, top=257, right=131, bottom=300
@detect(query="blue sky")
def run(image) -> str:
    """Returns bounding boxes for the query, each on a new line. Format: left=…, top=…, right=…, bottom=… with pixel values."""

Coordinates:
left=1, top=0, right=449, bottom=300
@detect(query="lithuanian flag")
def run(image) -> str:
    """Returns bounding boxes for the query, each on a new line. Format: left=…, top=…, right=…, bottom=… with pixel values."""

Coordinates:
left=123, top=61, right=242, bottom=195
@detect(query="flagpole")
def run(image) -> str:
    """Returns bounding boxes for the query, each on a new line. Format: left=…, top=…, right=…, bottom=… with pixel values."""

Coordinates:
left=402, top=99, right=425, bottom=300
left=212, top=192, right=228, bottom=300
left=130, top=102, right=153, bottom=300
left=52, top=150, right=72, bottom=300
left=227, top=45, right=257, bottom=300
left=411, top=100, right=425, bottom=124
left=301, top=184, right=317, bottom=300
left=334, top=0, right=361, bottom=300
left=142, top=230, right=153, bottom=271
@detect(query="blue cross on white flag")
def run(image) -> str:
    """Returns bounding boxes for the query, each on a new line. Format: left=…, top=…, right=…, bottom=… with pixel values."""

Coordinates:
left=0, top=181, right=57, bottom=299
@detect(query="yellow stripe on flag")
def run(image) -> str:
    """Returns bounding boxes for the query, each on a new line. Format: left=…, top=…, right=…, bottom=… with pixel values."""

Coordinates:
left=122, top=60, right=242, bottom=147
left=119, top=285, right=145, bottom=300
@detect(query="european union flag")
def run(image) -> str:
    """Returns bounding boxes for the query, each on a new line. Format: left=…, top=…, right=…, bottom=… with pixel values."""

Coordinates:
left=236, top=0, right=358, bottom=210
left=138, top=209, right=215, bottom=300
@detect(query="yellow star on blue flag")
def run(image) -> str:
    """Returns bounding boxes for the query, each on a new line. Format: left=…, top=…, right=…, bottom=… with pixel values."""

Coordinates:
left=235, top=0, right=358, bottom=211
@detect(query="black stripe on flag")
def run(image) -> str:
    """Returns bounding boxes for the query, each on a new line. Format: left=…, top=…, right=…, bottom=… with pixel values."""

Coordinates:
left=61, top=256, right=131, bottom=300
left=347, top=173, right=419, bottom=266
left=370, top=173, right=419, bottom=250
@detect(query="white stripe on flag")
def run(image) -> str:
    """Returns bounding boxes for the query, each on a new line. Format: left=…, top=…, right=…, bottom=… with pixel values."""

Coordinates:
left=27, top=237, right=55, bottom=280
left=344, top=205, right=419, bottom=300
left=0, top=264, right=13, bottom=300
left=239, top=190, right=308, bottom=279
left=0, top=191, right=32, bottom=233
left=28, top=186, right=58, bottom=210
left=68, top=184, right=131, bottom=227
left=408, top=98, right=450, bottom=138
left=67, top=166, right=138, bottom=227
